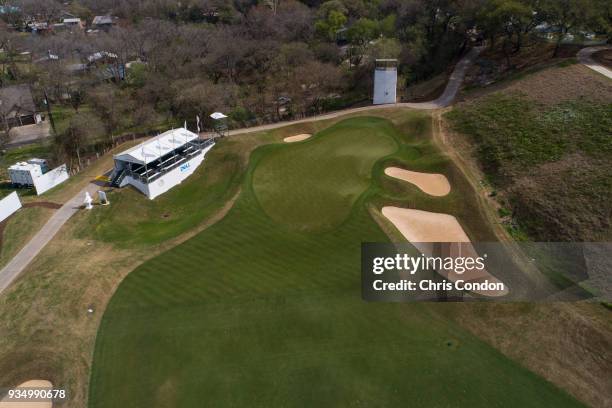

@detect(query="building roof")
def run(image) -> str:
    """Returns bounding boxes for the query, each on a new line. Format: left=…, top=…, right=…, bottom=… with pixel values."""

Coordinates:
left=63, top=18, right=81, bottom=24
left=87, top=51, right=118, bottom=63
left=8, top=161, right=40, bottom=172
left=0, top=84, right=36, bottom=118
left=92, top=15, right=115, bottom=25
left=114, top=128, right=199, bottom=165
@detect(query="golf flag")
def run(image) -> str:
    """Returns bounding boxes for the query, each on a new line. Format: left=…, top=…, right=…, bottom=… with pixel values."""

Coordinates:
left=196, top=115, right=201, bottom=133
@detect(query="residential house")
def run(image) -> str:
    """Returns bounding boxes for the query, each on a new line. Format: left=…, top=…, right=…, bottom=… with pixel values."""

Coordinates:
left=92, top=15, right=116, bottom=30
left=0, top=84, right=40, bottom=129
left=63, top=18, right=84, bottom=30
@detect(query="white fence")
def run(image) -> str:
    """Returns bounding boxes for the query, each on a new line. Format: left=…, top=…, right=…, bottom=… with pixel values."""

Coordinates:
left=0, top=192, right=22, bottom=223
left=33, top=164, right=69, bottom=195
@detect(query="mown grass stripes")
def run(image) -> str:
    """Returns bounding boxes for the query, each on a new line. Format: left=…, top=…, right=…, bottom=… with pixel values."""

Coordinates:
left=90, top=114, right=583, bottom=408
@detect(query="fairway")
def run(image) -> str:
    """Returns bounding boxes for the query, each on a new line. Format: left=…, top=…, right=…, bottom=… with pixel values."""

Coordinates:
left=89, top=115, right=583, bottom=407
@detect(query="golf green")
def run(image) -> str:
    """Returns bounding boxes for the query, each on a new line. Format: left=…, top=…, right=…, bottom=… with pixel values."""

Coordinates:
left=89, top=115, right=583, bottom=407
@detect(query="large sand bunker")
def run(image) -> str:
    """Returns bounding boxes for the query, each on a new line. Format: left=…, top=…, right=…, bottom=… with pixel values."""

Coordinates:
left=0, top=380, right=53, bottom=407
left=382, top=207, right=507, bottom=297
left=385, top=167, right=451, bottom=196
left=283, top=134, right=311, bottom=143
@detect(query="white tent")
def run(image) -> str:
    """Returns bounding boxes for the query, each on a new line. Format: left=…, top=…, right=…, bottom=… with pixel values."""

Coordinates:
left=114, top=128, right=199, bottom=166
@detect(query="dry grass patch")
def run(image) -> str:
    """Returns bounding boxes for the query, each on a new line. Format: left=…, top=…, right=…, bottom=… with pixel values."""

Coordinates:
left=446, top=302, right=612, bottom=408
left=503, top=63, right=612, bottom=105
left=0, top=207, right=55, bottom=270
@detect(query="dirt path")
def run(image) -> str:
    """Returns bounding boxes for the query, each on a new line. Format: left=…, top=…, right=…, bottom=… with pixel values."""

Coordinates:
left=0, top=183, right=99, bottom=294
left=577, top=45, right=612, bottom=79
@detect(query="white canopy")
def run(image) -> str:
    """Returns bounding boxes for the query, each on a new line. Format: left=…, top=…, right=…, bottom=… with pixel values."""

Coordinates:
left=210, top=112, right=227, bottom=120
left=114, top=128, right=199, bottom=165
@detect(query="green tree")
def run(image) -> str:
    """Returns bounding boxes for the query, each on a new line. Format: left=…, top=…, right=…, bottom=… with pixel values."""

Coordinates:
left=540, top=0, right=593, bottom=56
left=379, top=14, right=397, bottom=38
left=315, top=10, right=347, bottom=41
left=477, top=0, right=539, bottom=67
left=368, top=37, right=402, bottom=60
left=346, top=18, right=379, bottom=65
left=59, top=112, right=105, bottom=170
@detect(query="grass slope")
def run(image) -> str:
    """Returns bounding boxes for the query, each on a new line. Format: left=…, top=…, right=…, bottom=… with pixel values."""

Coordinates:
left=446, top=92, right=612, bottom=241
left=0, top=206, right=54, bottom=268
left=89, top=116, right=582, bottom=407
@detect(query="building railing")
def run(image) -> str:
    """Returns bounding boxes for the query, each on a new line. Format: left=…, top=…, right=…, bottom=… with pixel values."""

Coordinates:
left=121, top=138, right=214, bottom=185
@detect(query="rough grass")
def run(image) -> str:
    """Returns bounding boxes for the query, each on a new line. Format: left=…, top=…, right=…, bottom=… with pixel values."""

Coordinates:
left=89, top=116, right=582, bottom=408
left=446, top=92, right=612, bottom=241
left=0, top=129, right=277, bottom=408
left=0, top=206, right=54, bottom=269
left=446, top=302, right=612, bottom=408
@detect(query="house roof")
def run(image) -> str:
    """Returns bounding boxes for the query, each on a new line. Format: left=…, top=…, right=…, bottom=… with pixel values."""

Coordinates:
left=92, top=15, right=114, bottom=25
left=114, top=128, right=199, bottom=165
left=87, top=51, right=118, bottom=63
left=0, top=84, right=36, bottom=118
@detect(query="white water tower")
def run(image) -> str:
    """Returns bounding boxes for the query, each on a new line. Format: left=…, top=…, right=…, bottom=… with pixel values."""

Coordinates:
left=373, top=59, right=398, bottom=105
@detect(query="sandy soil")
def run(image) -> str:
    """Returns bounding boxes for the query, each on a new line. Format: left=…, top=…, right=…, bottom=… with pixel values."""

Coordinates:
left=381, top=206, right=507, bottom=297
left=385, top=167, right=451, bottom=196
left=0, top=380, right=53, bottom=407
left=283, top=134, right=311, bottom=143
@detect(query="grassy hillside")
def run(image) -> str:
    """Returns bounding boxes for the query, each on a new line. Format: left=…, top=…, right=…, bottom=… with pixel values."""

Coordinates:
left=0, top=206, right=54, bottom=269
left=446, top=64, right=612, bottom=241
left=89, top=116, right=582, bottom=407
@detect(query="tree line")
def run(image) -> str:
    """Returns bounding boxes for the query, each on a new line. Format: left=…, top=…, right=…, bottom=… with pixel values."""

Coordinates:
left=0, top=0, right=609, bottom=169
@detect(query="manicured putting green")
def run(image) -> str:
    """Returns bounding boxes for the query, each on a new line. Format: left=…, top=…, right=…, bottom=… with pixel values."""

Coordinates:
left=253, top=117, right=397, bottom=231
left=89, top=116, right=583, bottom=407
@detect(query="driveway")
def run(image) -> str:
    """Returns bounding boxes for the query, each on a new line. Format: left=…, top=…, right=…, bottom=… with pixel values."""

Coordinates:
left=6, top=121, right=52, bottom=148
left=577, top=46, right=612, bottom=79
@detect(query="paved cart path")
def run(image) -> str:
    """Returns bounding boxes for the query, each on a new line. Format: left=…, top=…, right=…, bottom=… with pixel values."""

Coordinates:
left=222, top=46, right=484, bottom=138
left=0, top=45, right=609, bottom=295
left=0, top=183, right=99, bottom=293
left=577, top=46, right=612, bottom=80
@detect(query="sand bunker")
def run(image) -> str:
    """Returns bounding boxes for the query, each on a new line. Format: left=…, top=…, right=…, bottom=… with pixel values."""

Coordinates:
left=382, top=206, right=507, bottom=297
left=385, top=167, right=451, bottom=196
left=382, top=207, right=469, bottom=243
left=0, top=380, right=53, bottom=407
left=283, top=134, right=311, bottom=143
